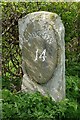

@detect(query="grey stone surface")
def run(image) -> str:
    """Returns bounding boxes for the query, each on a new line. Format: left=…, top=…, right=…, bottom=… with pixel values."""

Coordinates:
left=18, top=11, right=65, bottom=101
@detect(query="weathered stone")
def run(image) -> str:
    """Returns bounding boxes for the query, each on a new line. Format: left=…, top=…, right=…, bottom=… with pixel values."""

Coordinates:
left=18, top=11, right=65, bottom=101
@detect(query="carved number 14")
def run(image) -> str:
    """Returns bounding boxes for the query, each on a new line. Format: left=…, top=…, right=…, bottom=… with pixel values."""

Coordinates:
left=34, top=49, right=46, bottom=62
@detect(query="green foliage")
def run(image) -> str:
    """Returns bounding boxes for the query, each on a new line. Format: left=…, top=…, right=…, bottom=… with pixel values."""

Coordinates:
left=1, top=2, right=80, bottom=120
left=2, top=89, right=80, bottom=119
left=2, top=2, right=80, bottom=91
left=2, top=76, right=80, bottom=120
left=66, top=76, right=80, bottom=102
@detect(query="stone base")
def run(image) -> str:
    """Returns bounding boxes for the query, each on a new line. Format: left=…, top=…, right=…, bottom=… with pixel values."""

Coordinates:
left=22, top=61, right=65, bottom=101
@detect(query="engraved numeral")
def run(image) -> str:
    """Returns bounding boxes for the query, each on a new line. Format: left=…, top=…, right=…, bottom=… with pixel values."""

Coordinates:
left=34, top=49, right=39, bottom=61
left=34, top=49, right=46, bottom=62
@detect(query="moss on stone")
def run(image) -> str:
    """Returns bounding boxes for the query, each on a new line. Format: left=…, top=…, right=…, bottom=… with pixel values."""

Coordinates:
left=50, top=13, right=57, bottom=21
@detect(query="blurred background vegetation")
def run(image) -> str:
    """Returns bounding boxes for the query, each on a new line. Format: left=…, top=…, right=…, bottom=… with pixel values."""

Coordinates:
left=2, top=2, right=80, bottom=91
left=1, top=2, right=80, bottom=120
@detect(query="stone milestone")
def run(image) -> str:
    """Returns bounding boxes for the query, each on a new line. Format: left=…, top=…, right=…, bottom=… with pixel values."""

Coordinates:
left=18, top=11, right=65, bottom=101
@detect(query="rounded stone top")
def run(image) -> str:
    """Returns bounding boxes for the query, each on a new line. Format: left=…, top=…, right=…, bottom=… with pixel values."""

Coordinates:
left=19, top=11, right=58, bottom=23
left=19, top=11, right=64, bottom=84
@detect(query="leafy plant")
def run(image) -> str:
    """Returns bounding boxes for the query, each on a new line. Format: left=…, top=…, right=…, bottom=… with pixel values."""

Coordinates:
left=1, top=2, right=80, bottom=120
left=2, top=2, right=80, bottom=91
left=2, top=85, right=80, bottom=120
